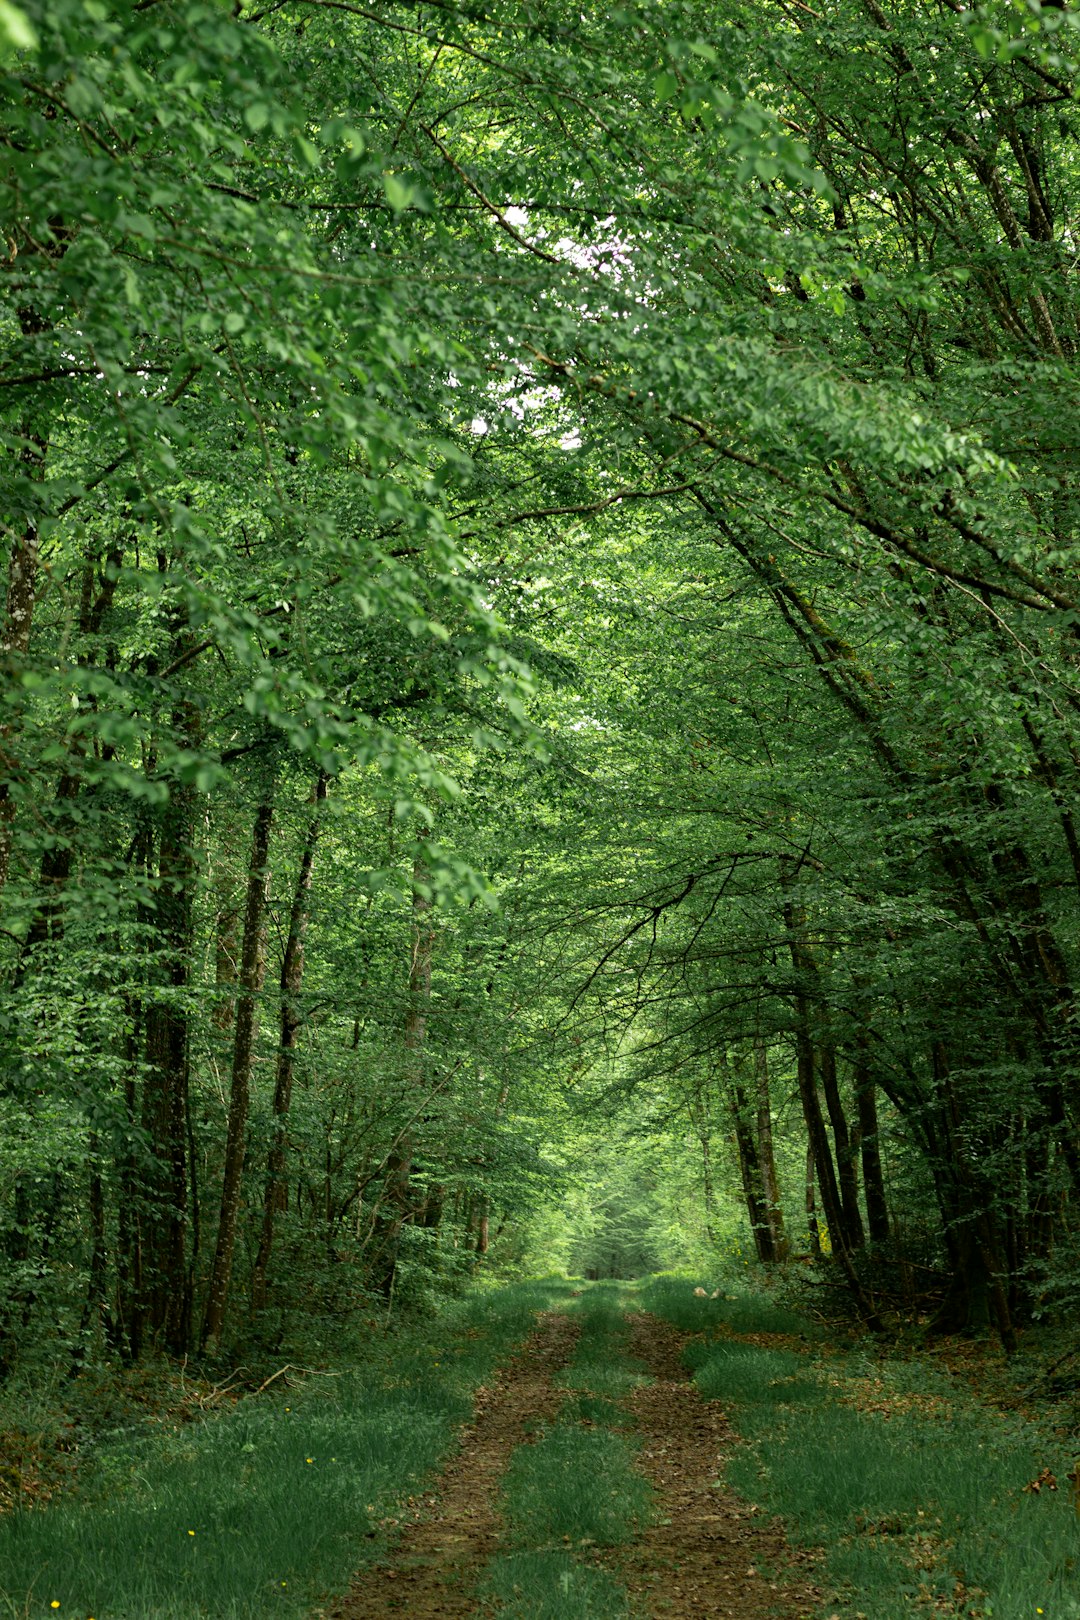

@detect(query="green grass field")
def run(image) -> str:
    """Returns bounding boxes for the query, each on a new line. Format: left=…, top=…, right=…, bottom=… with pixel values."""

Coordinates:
left=0, top=1280, right=572, bottom=1620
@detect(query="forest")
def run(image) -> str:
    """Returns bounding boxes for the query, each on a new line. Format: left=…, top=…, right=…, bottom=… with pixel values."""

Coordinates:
left=3, top=0, right=1080, bottom=1615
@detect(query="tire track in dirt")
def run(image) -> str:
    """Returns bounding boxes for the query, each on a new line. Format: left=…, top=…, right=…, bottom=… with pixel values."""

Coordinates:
left=321, top=1309, right=581, bottom=1620
left=614, top=1312, right=825, bottom=1620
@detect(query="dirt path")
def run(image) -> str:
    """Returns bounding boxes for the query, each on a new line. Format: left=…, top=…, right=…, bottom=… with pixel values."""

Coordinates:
left=322, top=1310, right=581, bottom=1619
left=614, top=1312, right=824, bottom=1620
left=321, top=1301, right=824, bottom=1620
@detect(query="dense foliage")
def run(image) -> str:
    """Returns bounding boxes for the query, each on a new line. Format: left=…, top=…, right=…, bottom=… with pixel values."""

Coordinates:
left=3, top=0, right=1080, bottom=1375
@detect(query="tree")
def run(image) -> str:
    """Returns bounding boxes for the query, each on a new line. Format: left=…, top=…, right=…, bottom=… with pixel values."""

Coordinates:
left=4, top=0, right=1080, bottom=1375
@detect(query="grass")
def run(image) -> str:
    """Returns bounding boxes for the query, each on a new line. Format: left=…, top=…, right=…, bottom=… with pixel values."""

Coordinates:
left=690, top=1339, right=810, bottom=1403
left=636, top=1274, right=814, bottom=1338
left=480, top=1550, right=632, bottom=1620
left=562, top=1393, right=626, bottom=1427
left=556, top=1287, right=651, bottom=1401
left=726, top=1391, right=1080, bottom=1619
left=0, top=1279, right=573, bottom=1620
left=484, top=1281, right=652, bottom=1620
left=645, top=1273, right=1080, bottom=1620
left=500, top=1424, right=653, bottom=1550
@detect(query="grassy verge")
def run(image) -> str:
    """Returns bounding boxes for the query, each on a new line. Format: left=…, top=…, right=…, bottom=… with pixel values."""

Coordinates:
left=482, top=1282, right=652, bottom=1620
left=0, top=1279, right=572, bottom=1620
left=645, top=1275, right=1080, bottom=1620
left=637, top=1273, right=815, bottom=1339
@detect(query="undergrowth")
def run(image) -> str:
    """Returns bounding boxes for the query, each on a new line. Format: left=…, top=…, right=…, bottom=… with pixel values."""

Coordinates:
left=0, top=1279, right=571, bottom=1620
left=725, top=1386, right=1080, bottom=1620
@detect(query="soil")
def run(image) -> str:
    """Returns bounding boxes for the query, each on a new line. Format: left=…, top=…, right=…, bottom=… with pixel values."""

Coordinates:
left=319, top=1303, right=827, bottom=1620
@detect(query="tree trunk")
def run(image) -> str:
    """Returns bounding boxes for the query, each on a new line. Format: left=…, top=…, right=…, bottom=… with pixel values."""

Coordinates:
left=752, top=1036, right=789, bottom=1261
left=780, top=883, right=849, bottom=1253
left=805, top=1140, right=822, bottom=1258
left=932, top=1043, right=1017, bottom=1355
left=251, top=774, right=327, bottom=1313
left=791, top=998, right=846, bottom=1253
left=1023, top=1120, right=1054, bottom=1273
left=70, top=1137, right=111, bottom=1377
left=15, top=770, right=81, bottom=961
left=685, top=1077, right=718, bottom=1244
left=421, top=1182, right=445, bottom=1229
left=370, top=838, right=434, bottom=1296
left=729, top=1071, right=776, bottom=1263
left=474, top=1195, right=490, bottom=1256
left=15, top=542, right=122, bottom=958
left=114, top=998, right=143, bottom=1362
left=785, top=892, right=883, bottom=1328
left=699, top=1129, right=717, bottom=1246
left=137, top=771, right=197, bottom=1356
left=203, top=797, right=273, bottom=1349
left=0, top=415, right=47, bottom=898
left=819, top=1044, right=865, bottom=1252
left=213, top=897, right=240, bottom=1034
left=854, top=1060, right=891, bottom=1246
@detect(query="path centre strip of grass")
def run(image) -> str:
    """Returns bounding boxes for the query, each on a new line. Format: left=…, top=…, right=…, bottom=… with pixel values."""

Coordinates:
left=643, top=1276, right=1080, bottom=1620
left=481, top=1283, right=653, bottom=1620
left=0, top=1279, right=574, bottom=1620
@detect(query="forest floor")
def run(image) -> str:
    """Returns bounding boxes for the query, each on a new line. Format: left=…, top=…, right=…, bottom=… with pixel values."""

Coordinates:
left=320, top=1294, right=823, bottom=1620
left=3, top=1277, right=1079, bottom=1620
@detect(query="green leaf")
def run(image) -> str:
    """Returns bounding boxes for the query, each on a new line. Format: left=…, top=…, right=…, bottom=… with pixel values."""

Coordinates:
left=0, top=0, right=37, bottom=53
left=383, top=172, right=415, bottom=212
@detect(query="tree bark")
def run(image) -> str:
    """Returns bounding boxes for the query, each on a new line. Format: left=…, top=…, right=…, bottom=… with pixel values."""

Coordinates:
left=202, top=796, right=273, bottom=1349
left=685, top=1077, right=718, bottom=1244
left=784, top=890, right=883, bottom=1328
left=753, top=1036, right=789, bottom=1261
left=805, top=1140, right=822, bottom=1258
left=0, top=395, right=48, bottom=898
left=819, top=1044, right=866, bottom=1252
left=213, top=897, right=240, bottom=1034
left=251, top=774, right=327, bottom=1313
left=787, top=969, right=846, bottom=1248
left=931, top=1043, right=1017, bottom=1355
left=853, top=1059, right=890, bottom=1246
left=137, top=769, right=197, bottom=1355
left=728, top=1067, right=776, bottom=1263
left=474, top=1196, right=490, bottom=1256
left=370, top=837, right=434, bottom=1295
left=70, top=1136, right=111, bottom=1377
left=114, top=983, right=144, bottom=1363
